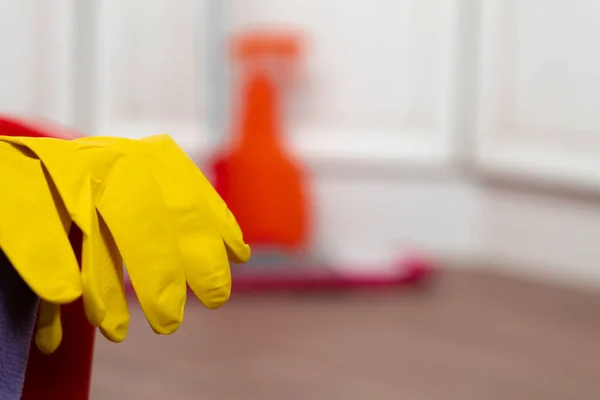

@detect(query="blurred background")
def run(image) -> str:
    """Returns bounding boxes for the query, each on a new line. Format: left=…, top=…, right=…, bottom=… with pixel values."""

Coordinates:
left=4, top=0, right=600, bottom=398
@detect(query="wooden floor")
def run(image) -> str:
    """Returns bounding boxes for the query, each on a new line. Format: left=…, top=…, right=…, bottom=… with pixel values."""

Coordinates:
left=90, top=270, right=600, bottom=399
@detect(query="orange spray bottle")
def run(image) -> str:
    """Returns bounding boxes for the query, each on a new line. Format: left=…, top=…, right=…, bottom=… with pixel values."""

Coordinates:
left=211, top=31, right=310, bottom=255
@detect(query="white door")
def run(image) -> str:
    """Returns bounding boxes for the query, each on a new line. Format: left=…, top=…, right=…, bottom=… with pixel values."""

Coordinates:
left=475, top=0, right=600, bottom=286
left=475, top=0, right=600, bottom=189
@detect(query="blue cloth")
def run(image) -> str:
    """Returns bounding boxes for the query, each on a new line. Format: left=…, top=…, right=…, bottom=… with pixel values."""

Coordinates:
left=0, top=249, right=38, bottom=400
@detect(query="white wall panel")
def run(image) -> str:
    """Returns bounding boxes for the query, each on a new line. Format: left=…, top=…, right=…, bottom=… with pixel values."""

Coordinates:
left=226, top=0, right=462, bottom=166
left=108, top=0, right=200, bottom=122
left=0, top=1, right=37, bottom=115
left=476, top=0, right=600, bottom=189
left=475, top=0, right=600, bottom=288
left=0, top=0, right=76, bottom=125
left=32, top=0, right=76, bottom=126
left=90, top=0, right=209, bottom=151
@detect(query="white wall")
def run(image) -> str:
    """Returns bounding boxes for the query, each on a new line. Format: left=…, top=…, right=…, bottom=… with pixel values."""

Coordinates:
left=475, top=0, right=600, bottom=289
left=3, top=1, right=600, bottom=288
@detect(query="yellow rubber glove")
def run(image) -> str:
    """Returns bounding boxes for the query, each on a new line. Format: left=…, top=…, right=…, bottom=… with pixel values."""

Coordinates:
left=0, top=136, right=133, bottom=353
left=0, top=135, right=181, bottom=352
left=139, top=134, right=251, bottom=264
left=0, top=140, right=85, bottom=355
left=79, top=134, right=251, bottom=303
left=0, top=141, right=81, bottom=311
left=0, top=141, right=82, bottom=350
left=0, top=134, right=250, bottom=353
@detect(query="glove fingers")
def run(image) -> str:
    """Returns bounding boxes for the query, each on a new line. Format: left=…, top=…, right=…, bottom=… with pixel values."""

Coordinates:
left=95, top=212, right=129, bottom=342
left=0, top=137, right=112, bottom=327
left=97, top=156, right=186, bottom=335
left=81, top=136, right=233, bottom=309
left=219, top=209, right=251, bottom=264
left=134, top=135, right=232, bottom=307
left=35, top=301, right=63, bottom=355
left=142, top=135, right=251, bottom=263
left=179, top=219, right=232, bottom=309
left=0, top=142, right=81, bottom=303
left=38, top=136, right=183, bottom=336
left=78, top=186, right=108, bottom=327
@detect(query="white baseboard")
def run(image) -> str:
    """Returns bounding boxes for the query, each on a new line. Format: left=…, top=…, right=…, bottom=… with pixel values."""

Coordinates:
left=474, top=142, right=600, bottom=289
left=481, top=186, right=600, bottom=290
left=476, top=142, right=600, bottom=192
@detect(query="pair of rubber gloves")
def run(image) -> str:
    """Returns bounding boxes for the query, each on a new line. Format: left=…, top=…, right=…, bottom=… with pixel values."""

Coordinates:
left=0, top=134, right=250, bottom=354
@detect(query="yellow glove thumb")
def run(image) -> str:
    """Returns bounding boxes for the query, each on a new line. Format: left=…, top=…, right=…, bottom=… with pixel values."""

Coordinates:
left=0, top=140, right=81, bottom=304
left=0, top=139, right=85, bottom=355
left=0, top=136, right=128, bottom=352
